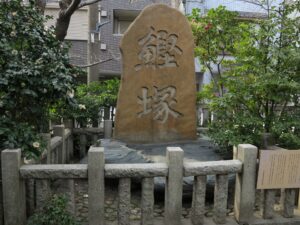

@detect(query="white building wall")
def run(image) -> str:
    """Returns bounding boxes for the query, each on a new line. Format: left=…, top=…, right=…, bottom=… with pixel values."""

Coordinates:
left=185, top=0, right=283, bottom=15
left=45, top=4, right=88, bottom=40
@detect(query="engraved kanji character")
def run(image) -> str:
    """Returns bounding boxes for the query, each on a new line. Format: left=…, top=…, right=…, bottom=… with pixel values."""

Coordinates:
left=137, top=87, right=152, bottom=117
left=152, top=86, right=182, bottom=123
left=134, top=27, right=183, bottom=71
left=135, top=27, right=157, bottom=71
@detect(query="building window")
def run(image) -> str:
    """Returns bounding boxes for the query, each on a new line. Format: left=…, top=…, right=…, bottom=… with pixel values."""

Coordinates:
left=113, top=9, right=140, bottom=35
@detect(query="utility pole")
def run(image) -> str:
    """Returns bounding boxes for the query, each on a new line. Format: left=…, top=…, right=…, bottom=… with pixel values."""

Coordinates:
left=87, top=3, right=100, bottom=83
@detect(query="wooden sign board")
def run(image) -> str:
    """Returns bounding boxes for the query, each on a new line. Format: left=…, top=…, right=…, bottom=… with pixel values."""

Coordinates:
left=257, top=150, right=300, bottom=189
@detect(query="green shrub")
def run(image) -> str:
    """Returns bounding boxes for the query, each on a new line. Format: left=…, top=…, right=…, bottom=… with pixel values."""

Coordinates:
left=272, top=109, right=300, bottom=149
left=0, top=0, right=82, bottom=156
left=0, top=117, right=45, bottom=159
left=190, top=3, right=300, bottom=152
left=51, top=79, right=120, bottom=127
left=27, top=194, right=79, bottom=225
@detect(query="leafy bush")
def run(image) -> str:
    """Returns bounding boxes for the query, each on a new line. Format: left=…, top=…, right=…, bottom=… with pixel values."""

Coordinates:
left=0, top=117, right=45, bottom=159
left=190, top=3, right=300, bottom=152
left=272, top=109, right=300, bottom=149
left=27, top=194, right=79, bottom=225
left=51, top=79, right=120, bottom=127
left=189, top=6, right=245, bottom=98
left=0, top=0, right=81, bottom=156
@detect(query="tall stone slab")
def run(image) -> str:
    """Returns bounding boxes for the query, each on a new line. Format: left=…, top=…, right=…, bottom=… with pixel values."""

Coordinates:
left=114, top=4, right=197, bottom=143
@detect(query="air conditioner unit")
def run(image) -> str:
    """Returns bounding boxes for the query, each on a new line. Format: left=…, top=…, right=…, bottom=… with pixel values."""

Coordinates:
left=100, top=43, right=107, bottom=50
left=101, top=10, right=107, bottom=17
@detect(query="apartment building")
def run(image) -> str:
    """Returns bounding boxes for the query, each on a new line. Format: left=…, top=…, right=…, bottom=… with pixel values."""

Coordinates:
left=98, top=0, right=171, bottom=79
left=44, top=0, right=282, bottom=86
left=44, top=0, right=172, bottom=82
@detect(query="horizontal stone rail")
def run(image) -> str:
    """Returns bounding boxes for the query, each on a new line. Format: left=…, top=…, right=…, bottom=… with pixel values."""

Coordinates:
left=72, top=127, right=103, bottom=134
left=104, top=163, right=168, bottom=178
left=50, top=125, right=74, bottom=164
left=65, top=128, right=72, bottom=139
left=50, top=136, right=62, bottom=151
left=20, top=163, right=168, bottom=179
left=184, top=159, right=242, bottom=176
left=20, top=164, right=88, bottom=179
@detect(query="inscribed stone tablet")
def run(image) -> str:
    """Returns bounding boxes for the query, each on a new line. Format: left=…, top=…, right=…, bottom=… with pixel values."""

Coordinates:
left=114, top=4, right=197, bottom=143
left=257, top=150, right=300, bottom=189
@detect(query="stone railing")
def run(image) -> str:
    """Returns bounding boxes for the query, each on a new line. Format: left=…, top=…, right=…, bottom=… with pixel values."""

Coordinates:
left=42, top=125, right=73, bottom=164
left=72, top=127, right=103, bottom=158
left=1, top=144, right=300, bottom=225
left=51, top=123, right=106, bottom=160
left=0, top=123, right=105, bottom=225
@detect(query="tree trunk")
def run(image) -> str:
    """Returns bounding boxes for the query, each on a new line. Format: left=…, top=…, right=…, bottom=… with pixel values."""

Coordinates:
left=55, top=15, right=72, bottom=41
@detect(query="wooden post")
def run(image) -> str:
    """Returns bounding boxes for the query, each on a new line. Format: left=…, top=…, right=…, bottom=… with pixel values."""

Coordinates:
left=165, top=147, right=183, bottom=225
left=2, top=149, right=26, bottom=225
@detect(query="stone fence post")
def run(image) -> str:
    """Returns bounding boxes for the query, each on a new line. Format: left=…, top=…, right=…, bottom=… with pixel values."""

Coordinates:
left=1, top=149, right=26, bottom=225
left=165, top=147, right=184, bottom=225
left=36, top=133, right=52, bottom=209
left=41, top=133, right=51, bottom=164
left=104, top=120, right=113, bottom=139
left=53, top=125, right=66, bottom=163
left=234, top=144, right=258, bottom=224
left=88, top=147, right=105, bottom=225
left=64, top=119, right=74, bottom=160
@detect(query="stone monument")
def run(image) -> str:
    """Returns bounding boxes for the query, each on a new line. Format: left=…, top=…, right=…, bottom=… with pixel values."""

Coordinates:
left=114, top=4, right=197, bottom=143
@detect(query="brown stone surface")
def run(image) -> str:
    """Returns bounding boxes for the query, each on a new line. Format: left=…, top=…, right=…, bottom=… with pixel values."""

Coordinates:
left=114, top=4, right=197, bottom=143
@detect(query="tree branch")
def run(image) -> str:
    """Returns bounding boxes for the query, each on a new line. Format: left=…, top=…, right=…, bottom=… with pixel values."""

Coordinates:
left=65, top=0, right=81, bottom=17
left=78, top=0, right=101, bottom=9
left=235, top=0, right=268, bottom=11
left=76, top=58, right=113, bottom=68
